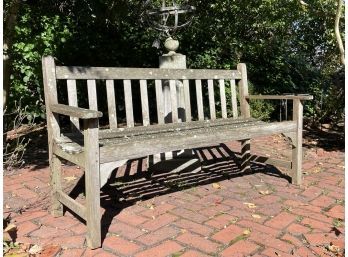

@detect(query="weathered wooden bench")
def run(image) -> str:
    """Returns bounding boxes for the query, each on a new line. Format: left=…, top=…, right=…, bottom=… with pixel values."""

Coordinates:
left=42, top=55, right=312, bottom=248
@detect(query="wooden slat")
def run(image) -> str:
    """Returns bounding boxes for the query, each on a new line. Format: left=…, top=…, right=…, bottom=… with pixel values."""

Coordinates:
left=170, top=80, right=178, bottom=123
left=53, top=141, right=85, bottom=167
left=155, top=80, right=164, bottom=125
left=183, top=79, right=191, bottom=121
left=56, top=66, right=242, bottom=80
left=123, top=79, right=134, bottom=127
left=195, top=80, right=204, bottom=121
left=51, top=155, right=63, bottom=216
left=292, top=99, right=303, bottom=185
left=219, top=79, right=227, bottom=119
left=87, top=80, right=98, bottom=111
left=100, top=121, right=297, bottom=163
left=230, top=79, right=238, bottom=118
left=207, top=79, right=216, bottom=120
left=106, top=80, right=117, bottom=129
left=51, top=104, right=102, bottom=119
left=67, top=80, right=80, bottom=130
left=246, top=95, right=313, bottom=100
left=140, top=80, right=150, bottom=126
left=56, top=190, right=86, bottom=220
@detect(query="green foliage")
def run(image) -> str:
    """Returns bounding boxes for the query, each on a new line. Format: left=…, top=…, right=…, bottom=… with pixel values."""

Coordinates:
left=6, top=0, right=345, bottom=125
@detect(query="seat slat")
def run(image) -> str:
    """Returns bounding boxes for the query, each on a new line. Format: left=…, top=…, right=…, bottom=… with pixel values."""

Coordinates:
left=140, top=80, right=150, bottom=126
left=183, top=79, right=191, bottom=121
left=124, top=79, right=134, bottom=127
left=170, top=80, right=178, bottom=123
left=230, top=79, right=238, bottom=118
left=219, top=79, right=227, bottom=119
left=99, top=120, right=297, bottom=163
left=87, top=80, right=98, bottom=111
left=67, top=79, right=79, bottom=130
left=155, top=80, right=164, bottom=125
left=208, top=79, right=216, bottom=120
left=106, top=80, right=117, bottom=129
left=195, top=80, right=204, bottom=120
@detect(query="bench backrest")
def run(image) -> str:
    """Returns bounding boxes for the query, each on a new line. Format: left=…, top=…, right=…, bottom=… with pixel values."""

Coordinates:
left=42, top=56, right=250, bottom=134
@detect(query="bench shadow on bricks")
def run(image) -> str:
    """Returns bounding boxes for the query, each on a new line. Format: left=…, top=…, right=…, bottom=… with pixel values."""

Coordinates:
left=66, top=142, right=291, bottom=243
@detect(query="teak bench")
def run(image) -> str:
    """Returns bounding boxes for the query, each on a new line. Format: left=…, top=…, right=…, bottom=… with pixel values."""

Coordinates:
left=42, top=55, right=312, bottom=248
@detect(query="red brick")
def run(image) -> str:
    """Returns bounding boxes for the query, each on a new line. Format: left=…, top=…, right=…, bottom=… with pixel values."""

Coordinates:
left=301, top=218, right=332, bottom=232
left=14, top=211, right=47, bottom=224
left=254, top=195, right=281, bottom=205
left=301, top=186, right=322, bottom=200
left=196, top=203, right=230, bottom=218
left=221, top=240, right=259, bottom=257
left=82, top=248, right=105, bottom=257
left=249, top=231, right=293, bottom=253
left=237, top=219, right=280, bottom=236
left=283, top=200, right=322, bottom=213
left=141, top=203, right=176, bottom=218
left=95, top=251, right=120, bottom=257
left=40, top=235, right=85, bottom=249
left=212, top=224, right=244, bottom=244
left=258, top=203, right=283, bottom=217
left=180, top=250, right=210, bottom=257
left=141, top=213, right=178, bottom=231
left=264, top=212, right=296, bottom=229
left=23, top=178, right=49, bottom=190
left=261, top=248, right=293, bottom=257
left=16, top=221, right=39, bottom=236
left=137, top=226, right=178, bottom=246
left=40, top=245, right=62, bottom=257
left=205, top=213, right=237, bottom=229
left=109, top=222, right=145, bottom=239
left=30, top=226, right=73, bottom=238
left=304, top=233, right=335, bottom=246
left=170, top=207, right=208, bottom=223
left=175, top=219, right=213, bottom=236
left=135, top=240, right=184, bottom=257
left=38, top=215, right=79, bottom=230
left=59, top=248, right=85, bottom=257
left=115, top=211, right=148, bottom=226
left=310, top=195, right=335, bottom=208
left=14, top=187, right=38, bottom=200
left=177, top=232, right=221, bottom=254
left=293, top=247, right=317, bottom=257
left=281, top=233, right=302, bottom=247
left=286, top=223, right=311, bottom=235
left=70, top=223, right=87, bottom=235
left=3, top=183, right=23, bottom=192
left=327, top=205, right=344, bottom=219
left=103, top=236, right=141, bottom=255
left=290, top=207, right=332, bottom=224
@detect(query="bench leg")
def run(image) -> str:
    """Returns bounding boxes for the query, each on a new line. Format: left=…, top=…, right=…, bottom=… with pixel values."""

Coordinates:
left=51, top=154, right=63, bottom=217
left=240, top=139, right=251, bottom=172
left=291, top=99, right=303, bottom=185
left=84, top=119, right=101, bottom=249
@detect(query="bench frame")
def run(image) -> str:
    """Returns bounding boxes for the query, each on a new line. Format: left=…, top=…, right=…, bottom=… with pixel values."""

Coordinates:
left=42, top=56, right=312, bottom=248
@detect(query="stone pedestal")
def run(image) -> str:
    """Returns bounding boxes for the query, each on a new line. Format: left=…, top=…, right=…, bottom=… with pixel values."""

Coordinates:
left=147, top=50, right=200, bottom=171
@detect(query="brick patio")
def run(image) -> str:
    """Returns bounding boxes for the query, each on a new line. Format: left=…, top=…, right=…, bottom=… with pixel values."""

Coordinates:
left=3, top=133, right=345, bottom=256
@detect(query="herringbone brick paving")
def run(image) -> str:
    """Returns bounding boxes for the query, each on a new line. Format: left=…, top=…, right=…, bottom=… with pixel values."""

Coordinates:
left=3, top=134, right=344, bottom=256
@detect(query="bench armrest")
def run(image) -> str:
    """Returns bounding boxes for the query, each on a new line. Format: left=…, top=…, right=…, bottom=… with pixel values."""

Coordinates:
left=51, top=104, right=103, bottom=119
left=246, top=94, right=313, bottom=101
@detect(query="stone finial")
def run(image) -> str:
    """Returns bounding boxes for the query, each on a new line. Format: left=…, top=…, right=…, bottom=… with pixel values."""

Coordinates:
left=164, top=37, right=179, bottom=55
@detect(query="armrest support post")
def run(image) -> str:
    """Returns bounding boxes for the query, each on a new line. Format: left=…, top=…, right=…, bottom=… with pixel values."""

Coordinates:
left=291, top=99, right=303, bottom=185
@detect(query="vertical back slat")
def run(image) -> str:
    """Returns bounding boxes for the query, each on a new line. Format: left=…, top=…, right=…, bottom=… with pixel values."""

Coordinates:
left=230, top=79, right=238, bottom=118
left=183, top=79, right=191, bottom=121
left=106, top=80, right=117, bottom=129
left=87, top=80, right=98, bottom=111
left=124, top=79, right=134, bottom=127
left=155, top=80, right=164, bottom=125
left=207, top=79, right=216, bottom=120
left=195, top=80, right=204, bottom=120
left=170, top=80, right=178, bottom=123
left=237, top=63, right=250, bottom=118
left=219, top=79, right=227, bottom=119
left=67, top=79, right=80, bottom=130
left=140, top=80, right=150, bottom=126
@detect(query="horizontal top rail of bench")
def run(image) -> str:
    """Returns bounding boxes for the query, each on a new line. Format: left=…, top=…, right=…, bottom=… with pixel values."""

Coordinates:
left=246, top=95, right=313, bottom=101
left=55, top=66, right=242, bottom=80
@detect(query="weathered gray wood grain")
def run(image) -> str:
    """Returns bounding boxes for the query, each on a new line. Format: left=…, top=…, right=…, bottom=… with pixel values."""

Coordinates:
left=51, top=104, right=102, bottom=119
left=124, top=80, right=134, bottom=127
left=106, top=80, right=117, bottom=129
